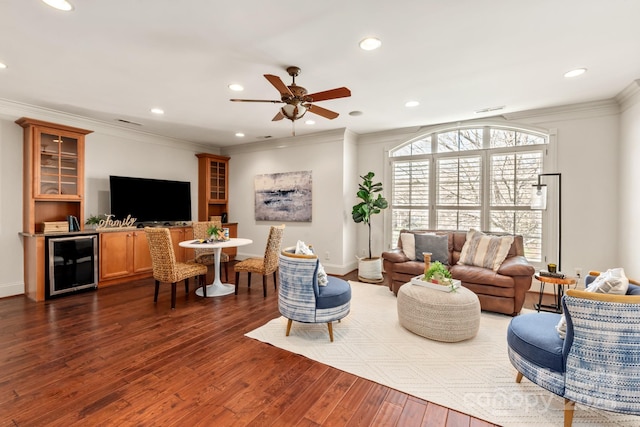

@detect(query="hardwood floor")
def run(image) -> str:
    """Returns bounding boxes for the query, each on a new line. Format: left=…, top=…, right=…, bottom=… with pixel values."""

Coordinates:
left=1, top=267, right=552, bottom=426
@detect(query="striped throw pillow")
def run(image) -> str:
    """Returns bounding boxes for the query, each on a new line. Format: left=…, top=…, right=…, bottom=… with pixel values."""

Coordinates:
left=458, top=229, right=513, bottom=271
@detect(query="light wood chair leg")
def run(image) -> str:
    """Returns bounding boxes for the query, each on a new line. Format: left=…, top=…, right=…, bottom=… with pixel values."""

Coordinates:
left=564, top=399, right=575, bottom=427
left=327, top=322, right=334, bottom=342
left=286, top=319, right=293, bottom=336
left=516, top=372, right=523, bottom=383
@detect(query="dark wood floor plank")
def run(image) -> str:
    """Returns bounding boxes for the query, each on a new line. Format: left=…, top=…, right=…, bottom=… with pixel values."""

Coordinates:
left=0, top=265, right=550, bottom=426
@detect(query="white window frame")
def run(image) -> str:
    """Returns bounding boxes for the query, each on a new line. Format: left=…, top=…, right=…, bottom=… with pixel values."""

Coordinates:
left=384, top=121, right=556, bottom=271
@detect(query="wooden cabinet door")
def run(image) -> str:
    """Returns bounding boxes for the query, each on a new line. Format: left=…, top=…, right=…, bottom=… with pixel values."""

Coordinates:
left=132, top=231, right=152, bottom=274
left=170, top=227, right=194, bottom=262
left=100, top=231, right=132, bottom=280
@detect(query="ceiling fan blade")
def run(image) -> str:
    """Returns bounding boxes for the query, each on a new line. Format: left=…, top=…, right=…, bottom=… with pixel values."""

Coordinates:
left=272, top=111, right=285, bottom=121
left=306, top=87, right=351, bottom=102
left=230, top=99, right=282, bottom=103
left=306, top=104, right=339, bottom=120
left=264, top=74, right=293, bottom=98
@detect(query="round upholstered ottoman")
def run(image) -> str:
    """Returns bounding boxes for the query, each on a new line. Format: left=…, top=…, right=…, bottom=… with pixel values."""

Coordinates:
left=397, top=282, right=481, bottom=342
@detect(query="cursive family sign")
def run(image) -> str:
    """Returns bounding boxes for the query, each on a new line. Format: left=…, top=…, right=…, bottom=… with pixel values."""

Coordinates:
left=97, top=214, right=137, bottom=229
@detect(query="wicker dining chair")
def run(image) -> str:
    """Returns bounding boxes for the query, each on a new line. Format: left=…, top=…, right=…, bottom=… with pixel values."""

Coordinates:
left=234, top=224, right=285, bottom=297
left=192, top=219, right=230, bottom=282
left=145, top=227, right=208, bottom=309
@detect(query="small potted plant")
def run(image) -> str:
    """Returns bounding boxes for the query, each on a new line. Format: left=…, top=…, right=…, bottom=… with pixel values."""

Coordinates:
left=206, top=225, right=227, bottom=241
left=85, top=214, right=105, bottom=229
left=423, top=261, right=455, bottom=289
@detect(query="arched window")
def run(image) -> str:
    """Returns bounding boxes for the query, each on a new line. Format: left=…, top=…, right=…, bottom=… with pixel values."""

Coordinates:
left=389, top=125, right=548, bottom=263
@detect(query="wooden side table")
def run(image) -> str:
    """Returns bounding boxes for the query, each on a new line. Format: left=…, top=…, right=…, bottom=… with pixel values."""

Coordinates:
left=534, top=274, right=577, bottom=313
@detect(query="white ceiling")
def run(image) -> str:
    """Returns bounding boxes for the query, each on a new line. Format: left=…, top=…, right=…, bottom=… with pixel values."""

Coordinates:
left=1, top=0, right=639, bottom=148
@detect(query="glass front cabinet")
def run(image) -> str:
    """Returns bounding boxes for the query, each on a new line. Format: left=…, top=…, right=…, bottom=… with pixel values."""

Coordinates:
left=16, top=117, right=93, bottom=234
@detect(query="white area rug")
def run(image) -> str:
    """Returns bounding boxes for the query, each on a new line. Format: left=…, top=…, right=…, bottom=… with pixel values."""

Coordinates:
left=245, top=281, right=640, bottom=427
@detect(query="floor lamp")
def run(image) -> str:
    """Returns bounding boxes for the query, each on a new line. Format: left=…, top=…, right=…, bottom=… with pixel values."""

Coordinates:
left=530, top=173, right=562, bottom=272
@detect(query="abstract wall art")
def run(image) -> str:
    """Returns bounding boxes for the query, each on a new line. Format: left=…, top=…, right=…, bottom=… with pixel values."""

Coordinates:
left=254, top=171, right=312, bottom=222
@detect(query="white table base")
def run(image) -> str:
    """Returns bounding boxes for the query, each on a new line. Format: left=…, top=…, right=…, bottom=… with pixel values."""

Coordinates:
left=196, top=282, right=235, bottom=297
left=198, top=246, right=234, bottom=297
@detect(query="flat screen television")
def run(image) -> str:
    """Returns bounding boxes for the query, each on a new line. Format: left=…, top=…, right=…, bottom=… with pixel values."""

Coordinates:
left=109, top=175, right=192, bottom=224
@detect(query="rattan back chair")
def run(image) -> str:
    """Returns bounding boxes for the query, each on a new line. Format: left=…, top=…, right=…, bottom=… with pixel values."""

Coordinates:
left=192, top=220, right=230, bottom=281
left=234, top=224, right=285, bottom=297
left=145, top=227, right=208, bottom=309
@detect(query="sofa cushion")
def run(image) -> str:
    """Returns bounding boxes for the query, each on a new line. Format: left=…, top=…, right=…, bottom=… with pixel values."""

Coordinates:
left=400, top=232, right=417, bottom=260
left=508, top=312, right=565, bottom=373
left=414, top=233, right=449, bottom=264
left=458, top=229, right=513, bottom=271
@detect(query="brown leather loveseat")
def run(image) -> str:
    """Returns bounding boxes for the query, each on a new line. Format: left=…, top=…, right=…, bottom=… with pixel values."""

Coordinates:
left=382, top=230, right=535, bottom=316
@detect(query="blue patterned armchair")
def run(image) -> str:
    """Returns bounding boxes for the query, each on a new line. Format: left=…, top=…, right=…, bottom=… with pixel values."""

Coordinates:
left=278, top=249, right=351, bottom=342
left=507, top=276, right=640, bottom=426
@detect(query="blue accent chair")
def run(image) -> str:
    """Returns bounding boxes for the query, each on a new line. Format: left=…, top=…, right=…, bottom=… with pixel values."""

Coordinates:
left=507, top=274, right=640, bottom=426
left=278, top=249, right=351, bottom=342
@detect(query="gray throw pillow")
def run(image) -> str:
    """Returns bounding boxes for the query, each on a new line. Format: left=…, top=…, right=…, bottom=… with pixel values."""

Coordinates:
left=414, top=234, right=449, bottom=265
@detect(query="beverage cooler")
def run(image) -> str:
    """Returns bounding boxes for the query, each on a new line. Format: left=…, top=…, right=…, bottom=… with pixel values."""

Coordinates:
left=45, top=234, right=98, bottom=298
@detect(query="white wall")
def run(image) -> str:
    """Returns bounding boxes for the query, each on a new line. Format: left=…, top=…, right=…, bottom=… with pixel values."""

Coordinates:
left=224, top=129, right=355, bottom=274
left=618, top=80, right=640, bottom=278
left=0, top=116, right=26, bottom=297
left=512, top=102, right=622, bottom=281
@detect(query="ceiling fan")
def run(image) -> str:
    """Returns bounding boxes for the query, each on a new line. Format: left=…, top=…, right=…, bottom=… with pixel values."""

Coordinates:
left=230, top=66, right=351, bottom=125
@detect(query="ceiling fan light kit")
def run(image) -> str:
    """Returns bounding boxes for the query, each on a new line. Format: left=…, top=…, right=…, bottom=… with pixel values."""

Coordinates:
left=231, top=66, right=351, bottom=134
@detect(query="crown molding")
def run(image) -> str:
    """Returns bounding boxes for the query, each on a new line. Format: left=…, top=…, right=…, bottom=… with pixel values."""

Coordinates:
left=0, top=98, right=214, bottom=153
left=221, top=128, right=347, bottom=156
left=502, top=99, right=619, bottom=122
left=616, top=80, right=640, bottom=112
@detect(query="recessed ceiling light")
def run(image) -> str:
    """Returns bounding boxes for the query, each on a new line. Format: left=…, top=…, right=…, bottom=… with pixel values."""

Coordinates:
left=405, top=101, right=420, bottom=107
left=235, top=132, right=245, bottom=137
left=41, top=0, right=74, bottom=11
left=359, top=37, right=382, bottom=51
left=564, top=68, right=587, bottom=78
left=0, top=62, right=7, bottom=69
left=305, top=120, right=315, bottom=125
left=349, top=110, right=364, bottom=116
left=228, top=84, right=244, bottom=91
left=150, top=108, right=164, bottom=115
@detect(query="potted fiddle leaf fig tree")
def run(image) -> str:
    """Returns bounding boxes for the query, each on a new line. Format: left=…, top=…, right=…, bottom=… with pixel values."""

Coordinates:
left=352, top=171, right=388, bottom=283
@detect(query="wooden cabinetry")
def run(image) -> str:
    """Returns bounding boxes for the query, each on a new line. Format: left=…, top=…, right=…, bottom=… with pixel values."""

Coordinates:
left=98, top=226, right=193, bottom=287
left=99, top=230, right=152, bottom=286
left=16, top=117, right=93, bottom=234
left=196, top=153, right=229, bottom=221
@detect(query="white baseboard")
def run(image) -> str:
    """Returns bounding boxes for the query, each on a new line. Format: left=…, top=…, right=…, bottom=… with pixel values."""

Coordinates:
left=0, top=281, right=25, bottom=299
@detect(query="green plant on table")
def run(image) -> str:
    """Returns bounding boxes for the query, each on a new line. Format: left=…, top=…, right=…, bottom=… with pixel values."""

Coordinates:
left=85, top=214, right=104, bottom=226
left=206, top=225, right=225, bottom=241
left=423, top=261, right=456, bottom=291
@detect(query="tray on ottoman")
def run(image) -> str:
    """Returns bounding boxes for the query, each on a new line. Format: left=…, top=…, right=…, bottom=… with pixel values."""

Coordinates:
left=410, top=276, right=461, bottom=292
